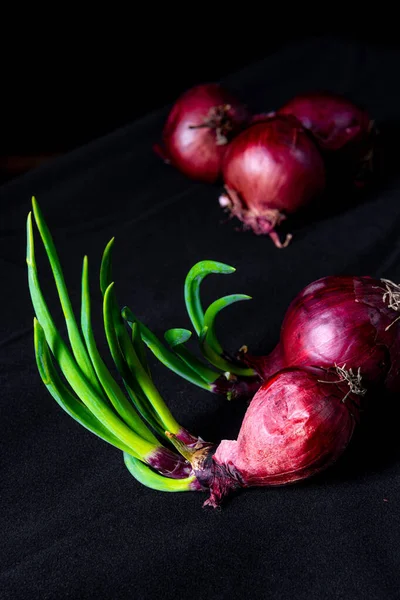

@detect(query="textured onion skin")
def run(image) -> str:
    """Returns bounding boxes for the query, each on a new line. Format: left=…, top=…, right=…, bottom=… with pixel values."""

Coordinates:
left=219, top=116, right=326, bottom=247
left=278, top=92, right=371, bottom=152
left=156, top=83, right=250, bottom=183
left=243, top=276, right=400, bottom=393
left=212, top=367, right=359, bottom=491
left=278, top=92, right=374, bottom=185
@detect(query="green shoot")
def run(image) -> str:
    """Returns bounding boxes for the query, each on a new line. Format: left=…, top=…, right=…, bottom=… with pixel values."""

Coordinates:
left=123, top=453, right=197, bottom=492
left=164, top=328, right=221, bottom=383
left=27, top=209, right=158, bottom=460
left=122, top=307, right=216, bottom=390
left=31, top=196, right=103, bottom=396
left=80, top=255, right=158, bottom=444
left=184, top=260, right=236, bottom=335
left=34, top=318, right=135, bottom=455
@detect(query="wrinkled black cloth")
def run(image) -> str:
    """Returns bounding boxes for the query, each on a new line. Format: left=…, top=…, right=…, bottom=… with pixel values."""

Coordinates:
left=2, top=37, right=400, bottom=600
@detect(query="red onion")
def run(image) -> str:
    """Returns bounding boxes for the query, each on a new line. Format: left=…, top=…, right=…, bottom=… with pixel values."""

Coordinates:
left=194, top=365, right=363, bottom=507
left=277, top=91, right=375, bottom=185
left=154, top=83, right=250, bottom=183
left=28, top=201, right=369, bottom=509
left=219, top=115, right=326, bottom=248
left=241, top=276, right=400, bottom=394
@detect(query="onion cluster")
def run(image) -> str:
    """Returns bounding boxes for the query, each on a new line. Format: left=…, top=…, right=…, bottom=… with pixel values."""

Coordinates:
left=240, top=275, right=400, bottom=395
left=118, top=262, right=400, bottom=505
left=120, top=260, right=400, bottom=505
left=28, top=202, right=376, bottom=509
left=155, top=84, right=376, bottom=247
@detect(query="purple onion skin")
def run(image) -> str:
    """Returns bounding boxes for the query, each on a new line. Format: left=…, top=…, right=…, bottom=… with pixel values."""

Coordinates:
left=155, top=83, right=251, bottom=183
left=211, top=373, right=263, bottom=400
left=244, top=276, right=400, bottom=394
left=278, top=92, right=372, bottom=153
left=277, top=92, right=375, bottom=186
left=220, top=116, right=326, bottom=245
left=148, top=446, right=193, bottom=479
left=240, top=344, right=285, bottom=383
left=200, top=366, right=360, bottom=506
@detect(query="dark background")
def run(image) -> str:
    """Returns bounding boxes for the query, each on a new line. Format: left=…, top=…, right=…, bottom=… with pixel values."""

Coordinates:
left=3, top=20, right=400, bottom=600
left=1, top=20, right=399, bottom=183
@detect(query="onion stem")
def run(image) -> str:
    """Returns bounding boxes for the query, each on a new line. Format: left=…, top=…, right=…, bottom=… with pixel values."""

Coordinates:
left=34, top=319, right=137, bottom=455
left=202, top=295, right=255, bottom=376
left=27, top=211, right=157, bottom=460
left=122, top=307, right=214, bottom=391
left=123, top=453, right=198, bottom=492
left=80, top=256, right=158, bottom=444
left=184, top=260, right=236, bottom=335
left=31, top=197, right=103, bottom=396
left=104, top=286, right=182, bottom=435
left=164, top=328, right=221, bottom=383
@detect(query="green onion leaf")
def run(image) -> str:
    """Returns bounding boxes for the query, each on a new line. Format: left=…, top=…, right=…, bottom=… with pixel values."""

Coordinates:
left=31, top=196, right=103, bottom=396
left=124, top=453, right=197, bottom=492
left=184, top=260, right=236, bottom=335
left=100, top=237, right=115, bottom=296
left=105, top=287, right=182, bottom=435
left=201, top=294, right=255, bottom=376
left=34, top=318, right=137, bottom=456
left=122, top=307, right=214, bottom=391
left=131, top=315, right=151, bottom=376
left=27, top=211, right=157, bottom=460
left=164, top=328, right=221, bottom=383
left=199, top=325, right=255, bottom=377
left=80, top=255, right=158, bottom=444
left=164, top=328, right=192, bottom=347
left=98, top=252, right=166, bottom=439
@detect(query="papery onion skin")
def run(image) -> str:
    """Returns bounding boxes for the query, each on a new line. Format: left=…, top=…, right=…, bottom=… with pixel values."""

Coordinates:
left=199, top=366, right=361, bottom=506
left=277, top=91, right=375, bottom=185
left=278, top=91, right=371, bottom=152
left=242, top=276, right=400, bottom=393
left=219, top=115, right=326, bottom=247
left=155, top=83, right=251, bottom=183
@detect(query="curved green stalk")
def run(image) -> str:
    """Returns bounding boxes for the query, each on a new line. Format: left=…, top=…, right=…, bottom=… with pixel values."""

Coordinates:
left=123, top=453, right=197, bottom=492
left=184, top=260, right=236, bottom=335
left=198, top=326, right=253, bottom=377
left=122, top=307, right=214, bottom=391
left=202, top=295, right=256, bottom=377
left=164, top=328, right=221, bottom=383
left=31, top=196, right=103, bottom=397
left=99, top=242, right=171, bottom=439
left=101, top=238, right=213, bottom=393
left=34, top=318, right=136, bottom=455
left=105, top=286, right=182, bottom=435
left=103, top=297, right=167, bottom=439
left=27, top=211, right=157, bottom=460
left=80, top=255, right=158, bottom=444
left=131, top=318, right=151, bottom=376
left=100, top=237, right=115, bottom=296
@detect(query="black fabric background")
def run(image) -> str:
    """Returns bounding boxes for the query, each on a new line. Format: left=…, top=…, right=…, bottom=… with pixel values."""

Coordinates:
left=2, top=37, right=400, bottom=599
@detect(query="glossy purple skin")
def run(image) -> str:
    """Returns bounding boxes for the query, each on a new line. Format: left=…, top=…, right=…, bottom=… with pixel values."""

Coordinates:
left=211, top=372, right=262, bottom=400
left=278, top=91, right=371, bottom=153
left=213, top=366, right=360, bottom=489
left=221, top=115, right=326, bottom=215
left=157, top=83, right=250, bottom=183
left=253, top=276, right=400, bottom=392
left=148, top=447, right=192, bottom=479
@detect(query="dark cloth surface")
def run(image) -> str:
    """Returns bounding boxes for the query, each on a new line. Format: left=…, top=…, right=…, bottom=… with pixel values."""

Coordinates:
left=2, top=36, right=400, bottom=599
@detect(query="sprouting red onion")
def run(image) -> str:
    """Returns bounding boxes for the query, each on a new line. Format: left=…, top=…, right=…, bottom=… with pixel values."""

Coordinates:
left=154, top=83, right=251, bottom=183
left=277, top=91, right=375, bottom=185
left=194, top=365, right=363, bottom=507
left=219, top=115, right=326, bottom=248
left=241, top=275, right=400, bottom=394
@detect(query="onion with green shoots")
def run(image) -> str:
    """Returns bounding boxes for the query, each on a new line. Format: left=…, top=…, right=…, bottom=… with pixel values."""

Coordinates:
left=27, top=198, right=366, bottom=507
